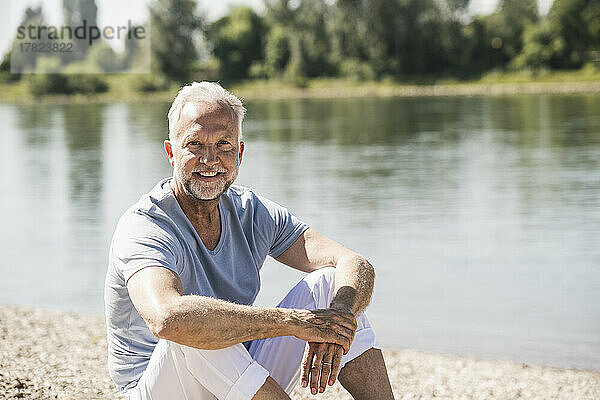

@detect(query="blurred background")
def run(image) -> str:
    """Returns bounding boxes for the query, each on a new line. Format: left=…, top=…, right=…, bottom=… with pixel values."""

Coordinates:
left=0, top=0, right=598, bottom=373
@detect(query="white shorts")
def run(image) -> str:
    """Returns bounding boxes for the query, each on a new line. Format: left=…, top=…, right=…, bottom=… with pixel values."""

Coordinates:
left=127, top=267, right=380, bottom=400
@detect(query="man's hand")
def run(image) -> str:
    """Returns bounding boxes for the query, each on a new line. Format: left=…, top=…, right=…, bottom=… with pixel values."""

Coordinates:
left=301, top=342, right=344, bottom=394
left=292, top=308, right=357, bottom=353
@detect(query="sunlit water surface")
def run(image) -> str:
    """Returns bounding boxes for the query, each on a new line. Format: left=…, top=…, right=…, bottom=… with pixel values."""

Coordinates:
left=1, top=94, right=598, bottom=370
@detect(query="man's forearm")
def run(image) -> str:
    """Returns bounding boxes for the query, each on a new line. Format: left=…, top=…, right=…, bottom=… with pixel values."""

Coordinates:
left=330, top=254, right=375, bottom=315
left=154, top=296, right=296, bottom=349
left=152, top=295, right=356, bottom=351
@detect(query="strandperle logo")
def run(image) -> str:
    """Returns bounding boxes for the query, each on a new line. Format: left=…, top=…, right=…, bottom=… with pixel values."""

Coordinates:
left=16, top=20, right=146, bottom=46
left=10, top=15, right=150, bottom=74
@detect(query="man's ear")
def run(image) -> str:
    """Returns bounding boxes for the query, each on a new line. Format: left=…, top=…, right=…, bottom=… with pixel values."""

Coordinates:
left=164, top=140, right=175, bottom=167
left=238, top=141, right=245, bottom=165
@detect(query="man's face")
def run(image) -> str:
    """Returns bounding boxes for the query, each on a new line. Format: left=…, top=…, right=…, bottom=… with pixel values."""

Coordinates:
left=165, top=101, right=244, bottom=201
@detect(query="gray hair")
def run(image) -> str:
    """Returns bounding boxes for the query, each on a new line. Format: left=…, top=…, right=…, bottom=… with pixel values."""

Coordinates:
left=167, top=81, right=246, bottom=141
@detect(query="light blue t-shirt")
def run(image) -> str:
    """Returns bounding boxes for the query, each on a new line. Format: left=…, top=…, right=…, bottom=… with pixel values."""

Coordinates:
left=104, top=178, right=308, bottom=393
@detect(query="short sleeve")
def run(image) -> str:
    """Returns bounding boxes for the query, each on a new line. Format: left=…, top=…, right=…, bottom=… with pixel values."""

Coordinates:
left=110, top=211, right=182, bottom=284
left=254, top=194, right=309, bottom=258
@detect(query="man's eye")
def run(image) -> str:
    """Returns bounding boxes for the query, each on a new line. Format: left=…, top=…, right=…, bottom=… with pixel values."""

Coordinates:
left=218, top=141, right=231, bottom=146
left=188, top=141, right=200, bottom=146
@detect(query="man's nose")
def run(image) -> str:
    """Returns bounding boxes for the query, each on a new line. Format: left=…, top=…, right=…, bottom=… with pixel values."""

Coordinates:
left=198, top=146, right=219, bottom=166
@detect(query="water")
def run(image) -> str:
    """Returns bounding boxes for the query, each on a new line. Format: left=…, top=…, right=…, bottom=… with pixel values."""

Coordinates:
left=0, top=94, right=598, bottom=370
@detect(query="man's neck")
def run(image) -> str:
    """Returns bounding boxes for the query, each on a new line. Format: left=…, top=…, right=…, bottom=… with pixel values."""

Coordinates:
left=170, top=179, right=222, bottom=249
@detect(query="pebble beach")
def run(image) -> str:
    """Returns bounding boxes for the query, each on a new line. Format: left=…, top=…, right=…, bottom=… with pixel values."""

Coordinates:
left=1, top=304, right=599, bottom=400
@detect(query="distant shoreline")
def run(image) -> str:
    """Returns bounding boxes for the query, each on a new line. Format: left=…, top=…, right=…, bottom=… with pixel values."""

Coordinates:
left=1, top=304, right=599, bottom=399
left=233, top=81, right=600, bottom=101
left=0, top=78, right=599, bottom=105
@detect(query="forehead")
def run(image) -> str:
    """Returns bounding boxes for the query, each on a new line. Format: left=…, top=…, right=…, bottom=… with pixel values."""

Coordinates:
left=177, top=100, right=239, bottom=139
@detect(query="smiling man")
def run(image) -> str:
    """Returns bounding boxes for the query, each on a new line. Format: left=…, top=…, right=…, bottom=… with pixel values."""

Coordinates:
left=104, top=82, right=395, bottom=400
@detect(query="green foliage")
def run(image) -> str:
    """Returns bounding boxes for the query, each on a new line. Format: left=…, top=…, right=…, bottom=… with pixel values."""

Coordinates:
left=511, top=22, right=565, bottom=70
left=338, top=59, right=376, bottom=80
left=87, top=43, right=122, bottom=72
left=27, top=73, right=108, bottom=95
left=260, top=24, right=291, bottom=78
left=2, top=0, right=598, bottom=97
left=207, top=7, right=266, bottom=80
left=510, top=0, right=600, bottom=71
left=64, top=74, right=109, bottom=93
left=546, top=0, right=600, bottom=68
left=331, top=0, right=472, bottom=76
left=129, top=74, right=170, bottom=92
left=27, top=57, right=69, bottom=95
left=0, top=53, right=10, bottom=73
left=461, top=15, right=506, bottom=72
left=28, top=75, right=70, bottom=95
left=290, top=0, right=333, bottom=77
left=483, top=0, right=538, bottom=65
left=585, top=2, right=600, bottom=46
left=0, top=53, right=21, bottom=82
left=330, top=0, right=369, bottom=65
left=263, top=0, right=334, bottom=81
left=26, top=57, right=108, bottom=95
left=149, top=0, right=203, bottom=82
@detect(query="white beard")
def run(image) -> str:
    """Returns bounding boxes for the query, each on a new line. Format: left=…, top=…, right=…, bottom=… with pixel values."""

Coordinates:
left=174, top=163, right=238, bottom=201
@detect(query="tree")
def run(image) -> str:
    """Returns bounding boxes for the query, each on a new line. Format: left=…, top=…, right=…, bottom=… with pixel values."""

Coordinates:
left=63, top=0, right=99, bottom=62
left=330, top=0, right=470, bottom=77
left=262, top=0, right=334, bottom=80
left=511, top=0, right=600, bottom=70
left=207, top=7, right=266, bottom=80
left=330, top=0, right=368, bottom=62
left=497, top=0, right=538, bottom=59
left=8, top=7, right=47, bottom=74
left=546, top=0, right=600, bottom=68
left=462, top=14, right=507, bottom=72
left=511, top=21, right=565, bottom=69
left=461, top=0, right=537, bottom=72
left=149, top=0, right=204, bottom=82
left=260, top=24, right=291, bottom=78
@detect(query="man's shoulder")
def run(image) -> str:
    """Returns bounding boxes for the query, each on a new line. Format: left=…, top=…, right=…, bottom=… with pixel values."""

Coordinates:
left=223, top=184, right=259, bottom=206
left=225, top=185, right=293, bottom=222
left=225, top=185, right=276, bottom=211
left=226, top=184, right=256, bottom=201
left=115, top=178, right=178, bottom=234
left=123, top=177, right=173, bottom=212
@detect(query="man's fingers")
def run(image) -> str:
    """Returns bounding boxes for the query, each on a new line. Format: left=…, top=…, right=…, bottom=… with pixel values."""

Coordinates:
left=303, top=343, right=344, bottom=393
left=301, top=346, right=314, bottom=388
left=310, top=346, right=325, bottom=395
left=329, top=346, right=343, bottom=385
left=319, top=349, right=334, bottom=392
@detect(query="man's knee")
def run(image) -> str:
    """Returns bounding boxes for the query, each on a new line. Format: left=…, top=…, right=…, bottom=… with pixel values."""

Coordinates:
left=277, top=267, right=336, bottom=310
left=306, top=266, right=335, bottom=280
left=252, top=377, right=290, bottom=399
left=304, top=267, right=336, bottom=302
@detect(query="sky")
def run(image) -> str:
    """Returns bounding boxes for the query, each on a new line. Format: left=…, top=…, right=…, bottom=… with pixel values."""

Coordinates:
left=0, top=0, right=553, bottom=57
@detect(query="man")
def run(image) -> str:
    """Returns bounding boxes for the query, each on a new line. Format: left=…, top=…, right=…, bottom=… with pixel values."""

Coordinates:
left=105, top=81, right=395, bottom=399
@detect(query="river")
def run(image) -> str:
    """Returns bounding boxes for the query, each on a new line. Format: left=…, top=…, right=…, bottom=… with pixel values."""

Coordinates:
left=1, top=94, right=598, bottom=370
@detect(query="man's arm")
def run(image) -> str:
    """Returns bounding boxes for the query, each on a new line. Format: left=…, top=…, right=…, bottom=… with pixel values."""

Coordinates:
left=127, top=266, right=357, bottom=351
left=275, top=228, right=376, bottom=394
left=275, top=228, right=375, bottom=316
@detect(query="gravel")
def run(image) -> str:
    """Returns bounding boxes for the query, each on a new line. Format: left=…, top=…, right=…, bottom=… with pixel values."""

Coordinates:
left=1, top=305, right=598, bottom=399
